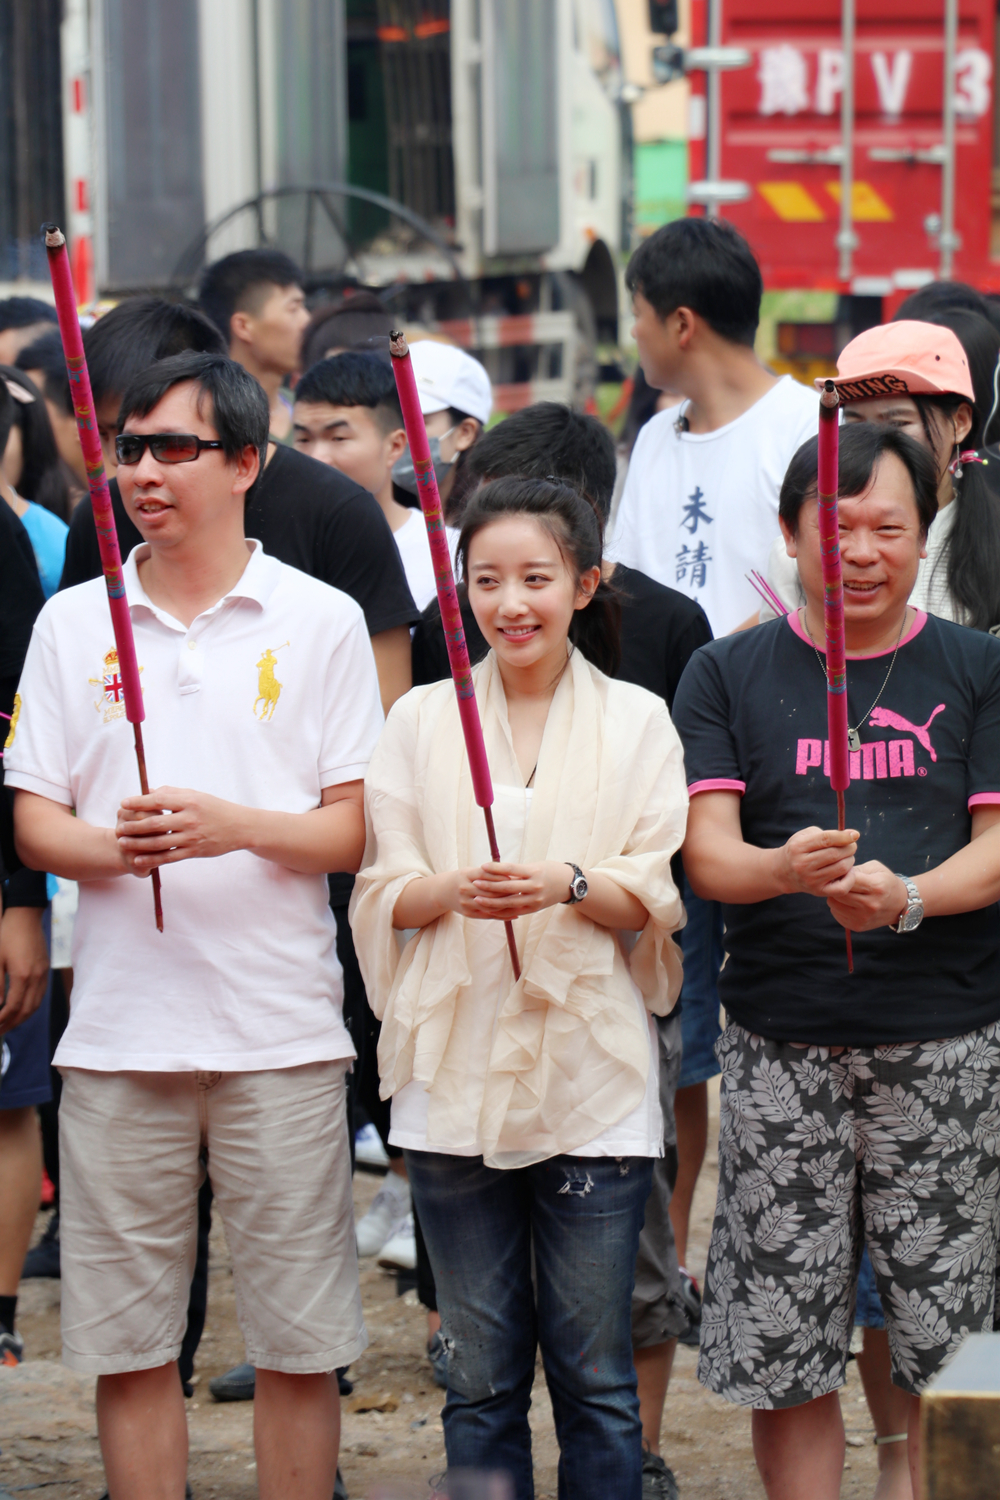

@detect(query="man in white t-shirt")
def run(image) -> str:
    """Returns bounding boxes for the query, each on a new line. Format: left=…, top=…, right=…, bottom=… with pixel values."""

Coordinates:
left=293, top=350, right=461, bottom=612
left=608, top=218, right=817, bottom=637
left=6, top=352, right=384, bottom=1500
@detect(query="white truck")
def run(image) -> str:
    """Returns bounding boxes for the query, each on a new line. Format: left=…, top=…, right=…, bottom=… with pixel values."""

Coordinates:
left=61, top=0, right=631, bottom=408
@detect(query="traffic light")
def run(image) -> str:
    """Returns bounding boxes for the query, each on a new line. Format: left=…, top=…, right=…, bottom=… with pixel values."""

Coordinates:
left=649, top=0, right=679, bottom=36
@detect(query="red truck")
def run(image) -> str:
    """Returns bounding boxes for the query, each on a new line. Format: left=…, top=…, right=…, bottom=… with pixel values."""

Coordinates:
left=681, top=0, right=997, bottom=315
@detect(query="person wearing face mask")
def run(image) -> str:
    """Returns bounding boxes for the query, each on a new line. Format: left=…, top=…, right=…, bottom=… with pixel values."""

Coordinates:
left=762, top=320, right=1000, bottom=631
left=391, top=339, right=492, bottom=523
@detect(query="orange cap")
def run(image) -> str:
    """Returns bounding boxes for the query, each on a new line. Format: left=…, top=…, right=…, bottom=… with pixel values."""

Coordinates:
left=815, top=320, right=975, bottom=405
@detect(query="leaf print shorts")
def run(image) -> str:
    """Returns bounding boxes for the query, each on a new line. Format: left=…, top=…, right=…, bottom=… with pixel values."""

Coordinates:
left=697, top=1021, right=1000, bottom=1408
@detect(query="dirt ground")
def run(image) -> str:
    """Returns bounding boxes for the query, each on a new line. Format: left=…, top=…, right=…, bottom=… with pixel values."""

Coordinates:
left=0, top=1093, right=886, bottom=1500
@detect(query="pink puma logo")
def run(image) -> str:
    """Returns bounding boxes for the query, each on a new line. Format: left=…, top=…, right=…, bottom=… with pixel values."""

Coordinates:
left=868, top=704, right=946, bottom=762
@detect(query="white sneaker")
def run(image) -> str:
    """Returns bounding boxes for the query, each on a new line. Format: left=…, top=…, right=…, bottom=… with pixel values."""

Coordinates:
left=355, top=1122, right=390, bottom=1170
left=355, top=1175, right=410, bottom=1257
left=377, top=1212, right=417, bottom=1272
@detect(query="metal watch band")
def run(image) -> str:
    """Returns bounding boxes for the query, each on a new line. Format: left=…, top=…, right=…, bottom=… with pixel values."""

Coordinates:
left=562, top=862, right=587, bottom=904
left=890, top=875, right=923, bottom=933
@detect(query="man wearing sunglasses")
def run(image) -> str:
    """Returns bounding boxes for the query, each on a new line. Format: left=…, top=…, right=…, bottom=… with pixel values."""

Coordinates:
left=6, top=351, right=384, bottom=1500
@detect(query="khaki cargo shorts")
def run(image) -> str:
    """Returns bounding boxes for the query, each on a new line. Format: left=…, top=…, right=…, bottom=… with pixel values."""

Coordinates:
left=59, top=1061, right=366, bottom=1376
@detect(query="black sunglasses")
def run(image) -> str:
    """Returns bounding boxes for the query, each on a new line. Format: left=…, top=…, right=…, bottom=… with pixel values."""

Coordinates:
left=114, top=433, right=224, bottom=466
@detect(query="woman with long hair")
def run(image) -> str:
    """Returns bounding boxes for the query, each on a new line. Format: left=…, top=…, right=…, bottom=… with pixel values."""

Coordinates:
left=0, top=370, right=69, bottom=598
left=351, top=477, right=687, bottom=1500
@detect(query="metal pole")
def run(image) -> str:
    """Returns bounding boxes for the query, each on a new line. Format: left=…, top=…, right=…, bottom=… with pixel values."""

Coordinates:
left=837, top=0, right=856, bottom=282
left=940, top=0, right=958, bottom=278
left=706, top=0, right=721, bottom=219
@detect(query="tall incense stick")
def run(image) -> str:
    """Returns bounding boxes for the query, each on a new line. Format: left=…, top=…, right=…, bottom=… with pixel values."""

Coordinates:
left=388, top=332, right=520, bottom=980
left=818, top=380, right=852, bottom=974
left=43, top=226, right=163, bottom=932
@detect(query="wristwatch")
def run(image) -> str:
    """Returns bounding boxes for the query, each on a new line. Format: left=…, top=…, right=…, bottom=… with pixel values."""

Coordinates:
left=562, top=863, right=588, bottom=905
left=890, top=875, right=924, bottom=934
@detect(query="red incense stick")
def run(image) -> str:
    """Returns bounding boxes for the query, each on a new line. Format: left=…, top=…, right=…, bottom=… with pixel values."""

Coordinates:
left=388, top=332, right=520, bottom=980
left=44, top=226, right=163, bottom=932
left=818, top=381, right=852, bottom=974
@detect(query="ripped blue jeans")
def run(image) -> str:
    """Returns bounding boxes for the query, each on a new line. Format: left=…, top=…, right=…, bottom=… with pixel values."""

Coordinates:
left=405, top=1149, right=654, bottom=1500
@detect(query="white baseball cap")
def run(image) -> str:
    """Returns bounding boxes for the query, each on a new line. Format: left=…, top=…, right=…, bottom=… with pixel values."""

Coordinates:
left=409, top=339, right=493, bottom=426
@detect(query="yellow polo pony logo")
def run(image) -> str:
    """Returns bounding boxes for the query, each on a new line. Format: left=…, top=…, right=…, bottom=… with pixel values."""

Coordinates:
left=254, top=642, right=289, bottom=721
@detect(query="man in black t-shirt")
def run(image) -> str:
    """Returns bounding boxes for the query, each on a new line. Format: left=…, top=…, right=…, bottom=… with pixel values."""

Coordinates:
left=673, top=422, right=1000, bottom=1495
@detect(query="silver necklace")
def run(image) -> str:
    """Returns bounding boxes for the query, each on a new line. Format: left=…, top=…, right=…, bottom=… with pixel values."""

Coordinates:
left=803, top=608, right=907, bottom=753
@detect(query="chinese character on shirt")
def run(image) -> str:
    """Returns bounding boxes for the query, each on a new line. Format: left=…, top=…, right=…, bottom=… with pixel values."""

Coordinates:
left=676, top=541, right=711, bottom=588
left=681, top=486, right=713, bottom=534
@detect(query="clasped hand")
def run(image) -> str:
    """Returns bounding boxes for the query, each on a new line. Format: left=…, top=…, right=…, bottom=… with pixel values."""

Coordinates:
left=450, top=860, right=573, bottom=921
left=115, top=787, right=244, bottom=875
left=776, top=826, right=908, bottom=932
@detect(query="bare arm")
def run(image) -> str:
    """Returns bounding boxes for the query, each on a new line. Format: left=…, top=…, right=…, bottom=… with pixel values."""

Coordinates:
left=370, top=626, right=412, bottom=716
left=15, top=782, right=367, bottom=882
left=392, top=860, right=648, bottom=932
left=682, top=790, right=858, bottom=904
left=827, top=804, right=1000, bottom=932
left=0, top=904, right=50, bottom=1034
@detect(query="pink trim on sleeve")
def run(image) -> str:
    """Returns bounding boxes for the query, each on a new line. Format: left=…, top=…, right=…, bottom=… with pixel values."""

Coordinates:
left=969, top=793, right=1000, bottom=808
left=688, top=778, right=746, bottom=797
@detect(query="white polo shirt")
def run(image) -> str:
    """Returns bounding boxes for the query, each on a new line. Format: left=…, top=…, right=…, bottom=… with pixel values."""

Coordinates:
left=5, top=541, right=384, bottom=1073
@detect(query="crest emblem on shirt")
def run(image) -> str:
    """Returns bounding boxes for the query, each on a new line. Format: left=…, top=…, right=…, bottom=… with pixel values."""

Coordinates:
left=3, top=693, right=21, bottom=749
left=254, top=642, right=289, bottom=721
left=88, top=648, right=138, bottom=724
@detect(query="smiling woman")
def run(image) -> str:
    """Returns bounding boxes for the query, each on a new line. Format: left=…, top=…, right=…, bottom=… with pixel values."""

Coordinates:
left=350, top=474, right=688, bottom=1500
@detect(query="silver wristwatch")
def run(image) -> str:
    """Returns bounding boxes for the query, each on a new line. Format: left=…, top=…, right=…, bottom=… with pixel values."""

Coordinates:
left=890, top=876, right=924, bottom=934
left=562, top=863, right=588, bottom=905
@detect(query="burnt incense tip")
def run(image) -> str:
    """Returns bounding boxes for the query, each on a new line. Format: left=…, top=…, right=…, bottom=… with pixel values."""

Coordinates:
left=820, top=378, right=840, bottom=410
left=42, top=224, right=65, bottom=248
left=388, top=330, right=408, bottom=359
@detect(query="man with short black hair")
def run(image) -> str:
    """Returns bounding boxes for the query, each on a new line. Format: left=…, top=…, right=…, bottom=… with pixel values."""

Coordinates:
left=0, top=297, right=58, bottom=367
left=8, top=351, right=384, bottom=1500
left=198, top=250, right=309, bottom=442
left=294, top=352, right=457, bottom=610
left=609, top=222, right=819, bottom=1324
left=674, top=421, right=1000, bottom=1499
left=609, top=218, right=817, bottom=635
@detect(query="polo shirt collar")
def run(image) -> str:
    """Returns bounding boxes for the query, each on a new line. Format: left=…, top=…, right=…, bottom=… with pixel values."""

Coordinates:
left=122, top=538, right=281, bottom=630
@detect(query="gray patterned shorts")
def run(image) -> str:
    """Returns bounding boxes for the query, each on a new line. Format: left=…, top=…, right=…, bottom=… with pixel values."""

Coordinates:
left=698, top=1021, right=1000, bottom=1408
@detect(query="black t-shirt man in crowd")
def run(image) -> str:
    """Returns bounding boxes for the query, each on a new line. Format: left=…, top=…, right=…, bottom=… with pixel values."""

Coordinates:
left=673, top=421, right=1000, bottom=1498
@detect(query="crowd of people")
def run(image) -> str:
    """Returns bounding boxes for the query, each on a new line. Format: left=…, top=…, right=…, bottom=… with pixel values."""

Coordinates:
left=3, top=217, right=1000, bottom=1500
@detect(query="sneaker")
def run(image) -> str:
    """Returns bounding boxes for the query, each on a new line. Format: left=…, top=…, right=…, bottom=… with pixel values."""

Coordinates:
left=642, top=1447, right=679, bottom=1500
left=427, top=1330, right=448, bottom=1390
left=377, top=1212, right=417, bottom=1272
left=355, top=1122, right=390, bottom=1171
left=677, top=1268, right=702, bottom=1349
left=355, top=1174, right=410, bottom=1258
left=209, top=1362, right=255, bottom=1401
left=21, top=1210, right=60, bottom=1280
left=0, top=1330, right=24, bottom=1367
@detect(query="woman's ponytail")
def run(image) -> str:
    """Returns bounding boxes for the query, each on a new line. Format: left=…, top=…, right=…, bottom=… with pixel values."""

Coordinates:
left=946, top=454, right=1000, bottom=630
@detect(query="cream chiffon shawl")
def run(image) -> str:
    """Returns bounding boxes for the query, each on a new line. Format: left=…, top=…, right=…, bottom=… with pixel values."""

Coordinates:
left=349, top=648, right=688, bottom=1166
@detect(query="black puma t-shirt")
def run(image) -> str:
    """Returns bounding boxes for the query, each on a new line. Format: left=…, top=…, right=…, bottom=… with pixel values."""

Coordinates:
left=672, top=609, right=1000, bottom=1045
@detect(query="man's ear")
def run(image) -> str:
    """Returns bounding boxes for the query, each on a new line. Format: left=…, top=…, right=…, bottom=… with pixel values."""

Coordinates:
left=233, top=444, right=261, bottom=495
left=674, top=306, right=698, bottom=352
left=779, top=514, right=798, bottom=558
left=386, top=427, right=408, bottom=465
left=228, top=310, right=254, bottom=352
